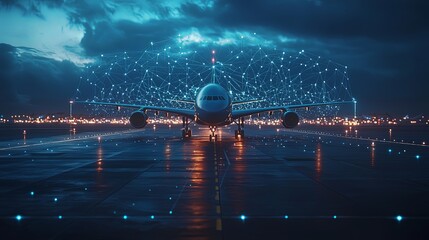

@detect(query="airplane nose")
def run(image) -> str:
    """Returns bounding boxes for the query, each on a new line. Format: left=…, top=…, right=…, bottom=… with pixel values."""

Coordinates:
left=199, top=100, right=229, bottom=112
left=197, top=106, right=230, bottom=125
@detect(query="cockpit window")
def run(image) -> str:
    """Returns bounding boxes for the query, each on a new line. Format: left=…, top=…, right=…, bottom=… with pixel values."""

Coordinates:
left=201, top=96, right=226, bottom=101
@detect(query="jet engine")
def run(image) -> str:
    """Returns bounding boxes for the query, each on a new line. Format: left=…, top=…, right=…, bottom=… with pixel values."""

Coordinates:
left=281, top=111, right=299, bottom=128
left=129, top=111, right=148, bottom=128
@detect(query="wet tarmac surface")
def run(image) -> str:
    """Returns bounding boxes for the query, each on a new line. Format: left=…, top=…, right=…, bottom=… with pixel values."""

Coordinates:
left=0, top=124, right=428, bottom=239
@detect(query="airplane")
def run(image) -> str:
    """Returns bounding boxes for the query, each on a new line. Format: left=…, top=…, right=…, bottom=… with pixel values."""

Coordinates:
left=76, top=83, right=353, bottom=141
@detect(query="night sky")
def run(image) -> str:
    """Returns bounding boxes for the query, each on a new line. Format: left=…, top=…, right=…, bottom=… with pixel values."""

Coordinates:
left=0, top=0, right=428, bottom=116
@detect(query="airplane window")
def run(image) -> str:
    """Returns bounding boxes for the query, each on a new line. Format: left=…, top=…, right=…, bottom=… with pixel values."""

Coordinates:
left=207, top=96, right=213, bottom=100
left=213, top=96, right=219, bottom=100
left=203, top=96, right=207, bottom=100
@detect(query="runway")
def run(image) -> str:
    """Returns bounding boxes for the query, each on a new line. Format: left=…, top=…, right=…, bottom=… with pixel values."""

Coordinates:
left=0, top=124, right=428, bottom=239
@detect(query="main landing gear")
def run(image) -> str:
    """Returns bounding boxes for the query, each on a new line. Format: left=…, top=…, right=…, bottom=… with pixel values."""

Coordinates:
left=235, top=117, right=245, bottom=140
left=181, top=117, right=192, bottom=138
left=209, top=126, right=218, bottom=142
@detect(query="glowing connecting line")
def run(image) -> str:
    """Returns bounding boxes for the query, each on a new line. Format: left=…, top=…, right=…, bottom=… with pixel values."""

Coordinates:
left=211, top=50, right=216, bottom=64
left=69, top=100, right=74, bottom=118
left=353, top=98, right=357, bottom=118
left=211, top=49, right=216, bottom=83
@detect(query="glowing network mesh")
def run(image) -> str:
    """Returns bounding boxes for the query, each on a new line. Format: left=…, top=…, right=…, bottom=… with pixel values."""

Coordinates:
left=75, top=39, right=353, bottom=116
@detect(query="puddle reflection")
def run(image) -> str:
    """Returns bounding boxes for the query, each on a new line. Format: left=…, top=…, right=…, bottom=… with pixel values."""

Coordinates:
left=315, top=143, right=322, bottom=180
left=371, top=146, right=375, bottom=168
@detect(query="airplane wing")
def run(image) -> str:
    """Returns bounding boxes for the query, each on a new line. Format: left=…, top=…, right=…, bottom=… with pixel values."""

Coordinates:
left=232, top=101, right=354, bottom=119
left=168, top=99, right=195, bottom=104
left=75, top=101, right=195, bottom=119
left=232, top=99, right=265, bottom=106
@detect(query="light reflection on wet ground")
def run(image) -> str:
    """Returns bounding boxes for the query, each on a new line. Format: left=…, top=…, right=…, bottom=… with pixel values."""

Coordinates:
left=0, top=125, right=428, bottom=239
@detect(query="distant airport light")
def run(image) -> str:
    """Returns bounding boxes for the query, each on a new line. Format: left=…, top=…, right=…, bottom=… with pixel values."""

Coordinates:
left=54, top=197, right=58, bottom=202
left=16, top=215, right=22, bottom=221
left=388, top=149, right=392, bottom=153
left=333, top=215, right=337, bottom=219
left=396, top=215, right=403, bottom=222
left=123, top=215, right=128, bottom=220
left=169, top=211, right=173, bottom=215
left=30, top=191, right=34, bottom=196
left=150, top=215, right=155, bottom=219
left=416, top=155, right=420, bottom=159
left=240, top=215, right=246, bottom=221
left=284, top=215, right=289, bottom=219
left=58, top=215, right=62, bottom=219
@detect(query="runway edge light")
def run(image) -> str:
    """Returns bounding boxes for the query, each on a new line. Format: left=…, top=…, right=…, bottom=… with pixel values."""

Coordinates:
left=396, top=215, right=403, bottom=222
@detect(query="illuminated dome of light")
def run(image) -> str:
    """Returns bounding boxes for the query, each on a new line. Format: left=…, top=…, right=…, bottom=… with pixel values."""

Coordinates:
left=76, top=37, right=353, bottom=116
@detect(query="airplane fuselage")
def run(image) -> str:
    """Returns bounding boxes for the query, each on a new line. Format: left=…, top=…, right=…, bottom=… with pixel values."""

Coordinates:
left=195, top=83, right=232, bottom=126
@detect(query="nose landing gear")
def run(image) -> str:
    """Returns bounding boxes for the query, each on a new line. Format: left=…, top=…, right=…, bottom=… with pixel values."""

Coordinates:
left=209, top=126, right=218, bottom=142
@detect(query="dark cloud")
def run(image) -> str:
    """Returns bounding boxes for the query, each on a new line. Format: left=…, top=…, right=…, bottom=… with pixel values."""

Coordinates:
left=66, top=0, right=115, bottom=25
left=0, top=0, right=46, bottom=18
left=80, top=19, right=180, bottom=55
left=206, top=0, right=429, bottom=41
left=0, top=43, right=81, bottom=114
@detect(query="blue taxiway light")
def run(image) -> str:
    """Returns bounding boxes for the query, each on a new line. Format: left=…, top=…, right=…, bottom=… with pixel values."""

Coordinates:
left=16, top=215, right=22, bottom=221
left=416, top=155, right=420, bottom=159
left=54, top=198, right=58, bottom=202
left=240, top=215, right=246, bottom=221
left=284, top=215, right=289, bottom=219
left=30, top=191, right=34, bottom=196
left=396, top=215, right=403, bottom=222
left=150, top=215, right=155, bottom=219
left=123, top=215, right=128, bottom=220
left=169, top=211, right=173, bottom=215
left=58, top=215, right=62, bottom=219
left=388, top=149, right=392, bottom=153
left=333, top=215, right=337, bottom=219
